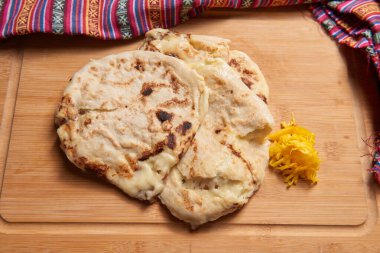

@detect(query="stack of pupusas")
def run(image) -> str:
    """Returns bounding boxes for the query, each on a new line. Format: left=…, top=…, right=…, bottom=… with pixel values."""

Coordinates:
left=55, top=29, right=274, bottom=229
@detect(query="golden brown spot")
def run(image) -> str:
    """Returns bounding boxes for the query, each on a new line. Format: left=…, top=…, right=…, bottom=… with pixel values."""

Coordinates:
left=116, top=164, right=133, bottom=179
left=243, top=68, right=254, bottom=75
left=84, top=118, right=92, bottom=127
left=124, top=155, right=139, bottom=172
left=169, top=77, right=181, bottom=93
left=78, top=109, right=87, bottom=115
left=134, top=58, right=145, bottom=72
left=214, top=76, right=226, bottom=86
left=241, top=77, right=254, bottom=88
left=229, top=58, right=241, bottom=71
left=179, top=149, right=185, bottom=159
left=161, top=121, right=173, bottom=131
left=167, top=53, right=179, bottom=58
left=223, top=142, right=254, bottom=175
left=193, top=141, right=198, bottom=152
left=55, top=117, right=67, bottom=127
left=158, top=98, right=190, bottom=108
left=82, top=160, right=109, bottom=177
left=182, top=190, right=194, bottom=212
left=257, top=94, right=267, bottom=104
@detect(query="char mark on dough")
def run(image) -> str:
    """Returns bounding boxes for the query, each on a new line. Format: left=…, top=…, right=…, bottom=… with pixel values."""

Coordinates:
left=138, top=141, right=166, bottom=161
left=176, top=121, right=192, bottom=135
left=141, top=84, right=153, bottom=96
left=167, top=133, right=176, bottom=149
left=167, top=53, right=179, bottom=58
left=241, top=77, right=253, bottom=89
left=78, top=109, right=87, bottom=115
left=222, top=142, right=255, bottom=183
left=257, top=93, right=267, bottom=104
left=81, top=158, right=109, bottom=177
left=229, top=58, right=242, bottom=72
left=159, top=98, right=190, bottom=108
left=84, top=118, right=92, bottom=127
left=134, top=58, right=145, bottom=72
left=156, top=110, right=173, bottom=122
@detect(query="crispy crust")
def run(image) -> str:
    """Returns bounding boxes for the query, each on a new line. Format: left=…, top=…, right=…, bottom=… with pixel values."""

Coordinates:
left=141, top=29, right=273, bottom=228
left=56, top=51, right=208, bottom=201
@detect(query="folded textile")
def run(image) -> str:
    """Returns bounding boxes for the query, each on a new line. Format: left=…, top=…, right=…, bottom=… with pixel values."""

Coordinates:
left=0, top=0, right=378, bottom=77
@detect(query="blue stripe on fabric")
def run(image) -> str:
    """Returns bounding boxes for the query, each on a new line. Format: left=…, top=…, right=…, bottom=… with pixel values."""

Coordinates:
left=78, top=0, right=82, bottom=33
left=5, top=0, right=21, bottom=35
left=40, top=0, right=49, bottom=31
left=107, top=0, right=115, bottom=38
left=171, top=0, right=175, bottom=26
left=71, top=0, right=76, bottom=33
left=133, top=0, right=142, bottom=35
left=102, top=0, right=107, bottom=38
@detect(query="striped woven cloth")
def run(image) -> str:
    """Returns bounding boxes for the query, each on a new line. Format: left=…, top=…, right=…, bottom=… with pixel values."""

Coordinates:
left=0, top=0, right=379, bottom=76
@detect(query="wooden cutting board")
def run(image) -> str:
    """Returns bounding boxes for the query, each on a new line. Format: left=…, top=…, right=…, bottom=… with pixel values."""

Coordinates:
left=0, top=8, right=379, bottom=252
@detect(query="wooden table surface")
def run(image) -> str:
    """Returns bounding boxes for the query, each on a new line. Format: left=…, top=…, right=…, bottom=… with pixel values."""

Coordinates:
left=1, top=8, right=380, bottom=252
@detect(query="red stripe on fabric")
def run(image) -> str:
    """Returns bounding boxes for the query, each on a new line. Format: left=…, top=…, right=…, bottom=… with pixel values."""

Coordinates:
left=143, top=0, right=151, bottom=31
left=0, top=0, right=10, bottom=35
left=28, top=0, right=39, bottom=32
left=64, top=0, right=72, bottom=34
left=83, top=0, right=87, bottom=34
left=99, top=0, right=104, bottom=37
left=75, top=0, right=79, bottom=33
left=100, top=0, right=106, bottom=38
left=35, top=0, right=46, bottom=31
left=3, top=0, right=15, bottom=34
left=161, top=0, right=168, bottom=28
left=38, top=0, right=45, bottom=31
left=137, top=0, right=144, bottom=33
left=127, top=0, right=138, bottom=36
left=166, top=0, right=171, bottom=29
left=105, top=0, right=112, bottom=38
left=111, top=0, right=120, bottom=39
left=175, top=0, right=180, bottom=24
left=45, top=0, right=53, bottom=32
left=12, top=0, right=25, bottom=34
left=160, top=0, right=166, bottom=28
left=4, top=0, right=20, bottom=34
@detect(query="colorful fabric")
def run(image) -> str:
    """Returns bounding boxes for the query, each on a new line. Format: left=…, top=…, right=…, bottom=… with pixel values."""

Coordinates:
left=311, top=1, right=380, bottom=79
left=0, top=0, right=380, bottom=178
left=0, top=1, right=379, bottom=77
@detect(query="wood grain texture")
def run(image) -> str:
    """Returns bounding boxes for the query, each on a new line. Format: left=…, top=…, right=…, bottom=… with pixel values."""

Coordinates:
left=0, top=8, right=368, bottom=226
left=0, top=7, right=379, bottom=252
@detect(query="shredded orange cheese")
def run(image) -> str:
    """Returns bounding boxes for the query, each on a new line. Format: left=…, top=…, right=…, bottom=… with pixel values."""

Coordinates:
left=268, top=115, right=320, bottom=186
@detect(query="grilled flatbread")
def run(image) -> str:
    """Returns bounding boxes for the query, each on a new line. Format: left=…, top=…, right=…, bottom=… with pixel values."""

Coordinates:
left=140, top=28, right=269, bottom=102
left=140, top=30, right=273, bottom=228
left=55, top=51, right=208, bottom=201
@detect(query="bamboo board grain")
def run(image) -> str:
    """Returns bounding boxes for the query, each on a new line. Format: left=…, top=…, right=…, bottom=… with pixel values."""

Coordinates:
left=0, top=48, right=15, bottom=126
left=0, top=9, right=369, bottom=228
